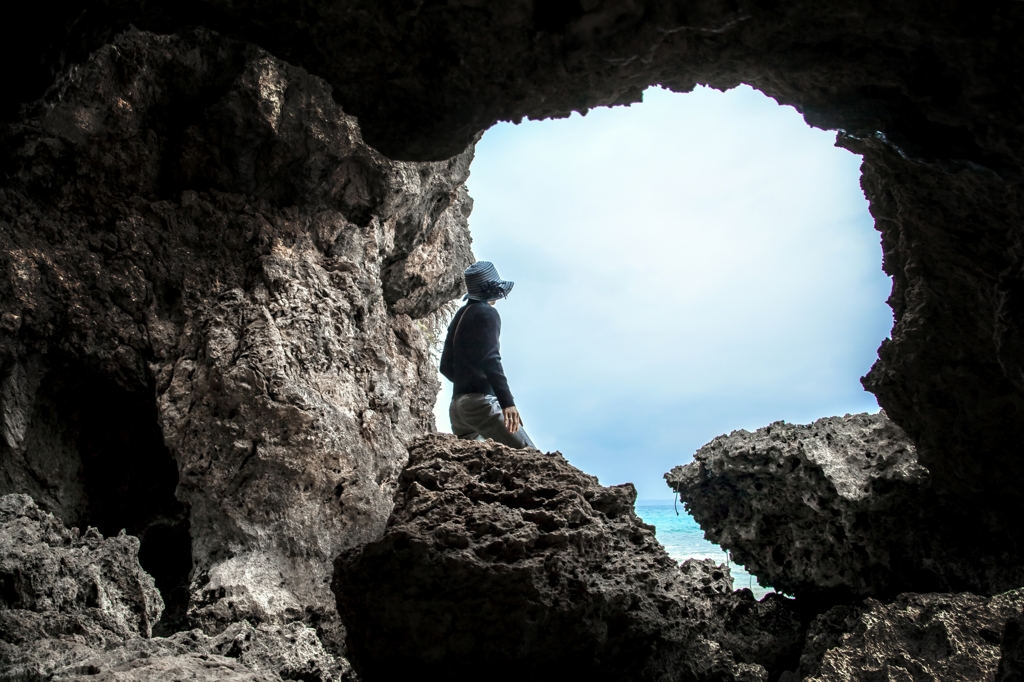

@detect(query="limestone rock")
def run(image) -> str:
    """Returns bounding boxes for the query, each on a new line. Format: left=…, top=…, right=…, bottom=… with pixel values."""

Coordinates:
left=2, top=0, right=1024, bottom=626
left=59, top=654, right=278, bottom=682
left=5, top=7, right=1024, bottom=541
left=333, top=434, right=803, bottom=682
left=48, top=623, right=355, bottom=682
left=1, top=493, right=354, bottom=681
left=4, top=620, right=355, bottom=681
left=0, top=494, right=162, bottom=637
left=666, top=412, right=1024, bottom=600
left=0, top=493, right=163, bottom=678
left=0, top=27, right=474, bottom=638
left=792, top=590, right=1024, bottom=682
left=3, top=0, right=1021, bottom=168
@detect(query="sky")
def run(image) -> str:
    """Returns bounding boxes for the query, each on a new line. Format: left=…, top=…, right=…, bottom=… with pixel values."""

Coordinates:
left=433, top=85, right=893, bottom=501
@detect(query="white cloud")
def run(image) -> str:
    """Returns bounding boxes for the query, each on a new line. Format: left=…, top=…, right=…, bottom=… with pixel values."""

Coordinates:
left=436, top=85, right=893, bottom=499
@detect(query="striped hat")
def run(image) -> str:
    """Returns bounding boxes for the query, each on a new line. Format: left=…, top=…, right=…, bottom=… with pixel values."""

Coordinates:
left=463, top=261, right=514, bottom=301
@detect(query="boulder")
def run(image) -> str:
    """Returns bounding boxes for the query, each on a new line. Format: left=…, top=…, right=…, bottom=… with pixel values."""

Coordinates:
left=333, top=434, right=803, bottom=682
left=0, top=493, right=163, bottom=637
left=0, top=493, right=162, bottom=677
left=666, top=412, right=1024, bottom=600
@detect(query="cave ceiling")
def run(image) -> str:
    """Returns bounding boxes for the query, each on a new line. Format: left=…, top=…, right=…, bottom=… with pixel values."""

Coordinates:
left=4, top=0, right=1023, bottom=166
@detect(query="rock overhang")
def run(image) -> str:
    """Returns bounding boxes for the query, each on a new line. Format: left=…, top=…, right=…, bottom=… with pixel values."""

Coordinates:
left=1, top=0, right=1022, bottom=167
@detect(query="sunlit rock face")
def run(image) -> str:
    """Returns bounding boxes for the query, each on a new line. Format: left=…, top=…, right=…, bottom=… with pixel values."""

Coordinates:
left=333, top=435, right=804, bottom=682
left=666, top=412, right=1024, bottom=601
left=0, top=27, right=474, bottom=644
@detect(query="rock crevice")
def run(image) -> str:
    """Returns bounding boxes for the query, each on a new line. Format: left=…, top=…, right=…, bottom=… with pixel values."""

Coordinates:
left=666, top=412, right=1024, bottom=601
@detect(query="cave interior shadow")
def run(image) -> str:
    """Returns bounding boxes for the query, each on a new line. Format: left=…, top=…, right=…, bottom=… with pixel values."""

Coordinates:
left=2, top=356, right=192, bottom=635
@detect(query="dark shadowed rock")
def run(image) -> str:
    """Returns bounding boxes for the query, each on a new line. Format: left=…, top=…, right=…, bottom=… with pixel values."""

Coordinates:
left=790, top=590, right=1024, bottom=682
left=666, top=412, right=1024, bottom=600
left=3, top=0, right=1022, bottom=169
left=999, top=613, right=1024, bottom=682
left=333, top=434, right=803, bottom=682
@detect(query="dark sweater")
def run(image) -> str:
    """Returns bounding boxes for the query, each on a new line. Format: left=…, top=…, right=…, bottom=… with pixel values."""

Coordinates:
left=439, top=301, right=515, bottom=408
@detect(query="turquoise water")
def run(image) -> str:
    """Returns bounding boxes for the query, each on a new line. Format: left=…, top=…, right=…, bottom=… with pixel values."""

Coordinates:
left=636, top=501, right=774, bottom=600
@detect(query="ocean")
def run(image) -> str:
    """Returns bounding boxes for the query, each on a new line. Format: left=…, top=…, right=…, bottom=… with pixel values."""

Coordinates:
left=635, top=501, right=774, bottom=600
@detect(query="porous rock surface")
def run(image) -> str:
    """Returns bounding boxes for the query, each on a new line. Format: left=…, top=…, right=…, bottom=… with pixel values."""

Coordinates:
left=0, top=27, right=473, bottom=639
left=665, top=412, right=1019, bottom=600
left=0, top=493, right=354, bottom=681
left=788, top=590, right=1024, bottom=682
left=5, top=0, right=1022, bottom=167
left=4, top=0, right=1024, bottom=582
left=3, top=3, right=1024, bottom=681
left=333, top=434, right=803, bottom=682
left=0, top=493, right=163, bottom=672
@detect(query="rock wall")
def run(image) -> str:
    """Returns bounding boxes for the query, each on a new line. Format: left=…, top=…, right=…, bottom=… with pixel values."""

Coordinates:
left=665, top=412, right=1024, bottom=600
left=334, top=435, right=804, bottom=682
left=5, top=0, right=1022, bottom=166
left=0, top=27, right=474, bottom=642
left=2, top=0, right=1021, bottom=559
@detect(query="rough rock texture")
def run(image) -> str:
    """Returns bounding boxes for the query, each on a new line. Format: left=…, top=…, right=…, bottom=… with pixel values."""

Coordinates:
left=4, top=3, right=1024, bottom=680
left=0, top=493, right=354, bottom=681
left=333, top=434, right=803, bottom=682
left=665, top=412, right=1020, bottom=600
left=39, top=623, right=355, bottom=682
left=7, top=613, right=356, bottom=682
left=3, top=0, right=1023, bottom=584
left=786, top=590, right=1024, bottom=682
left=0, top=27, right=474, bottom=640
left=0, top=494, right=163, bottom=665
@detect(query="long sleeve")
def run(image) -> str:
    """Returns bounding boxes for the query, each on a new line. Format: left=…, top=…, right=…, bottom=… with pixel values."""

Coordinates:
left=476, top=310, right=514, bottom=408
left=441, top=302, right=516, bottom=408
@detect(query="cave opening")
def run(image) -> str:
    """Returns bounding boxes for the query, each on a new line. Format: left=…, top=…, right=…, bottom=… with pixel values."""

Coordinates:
left=434, top=84, right=894, bottom=593
left=0, top=356, right=192, bottom=635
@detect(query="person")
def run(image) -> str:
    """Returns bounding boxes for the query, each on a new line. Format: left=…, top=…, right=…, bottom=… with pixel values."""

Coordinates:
left=439, top=261, right=536, bottom=449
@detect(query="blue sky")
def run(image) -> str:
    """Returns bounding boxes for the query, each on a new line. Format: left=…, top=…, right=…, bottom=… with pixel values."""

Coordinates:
left=433, top=85, right=893, bottom=500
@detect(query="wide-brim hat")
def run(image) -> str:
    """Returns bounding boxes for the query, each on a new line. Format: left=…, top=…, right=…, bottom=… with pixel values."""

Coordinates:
left=463, top=261, right=514, bottom=301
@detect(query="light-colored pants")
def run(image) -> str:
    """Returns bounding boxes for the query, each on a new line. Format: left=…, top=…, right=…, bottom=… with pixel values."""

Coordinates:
left=450, top=393, right=536, bottom=450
